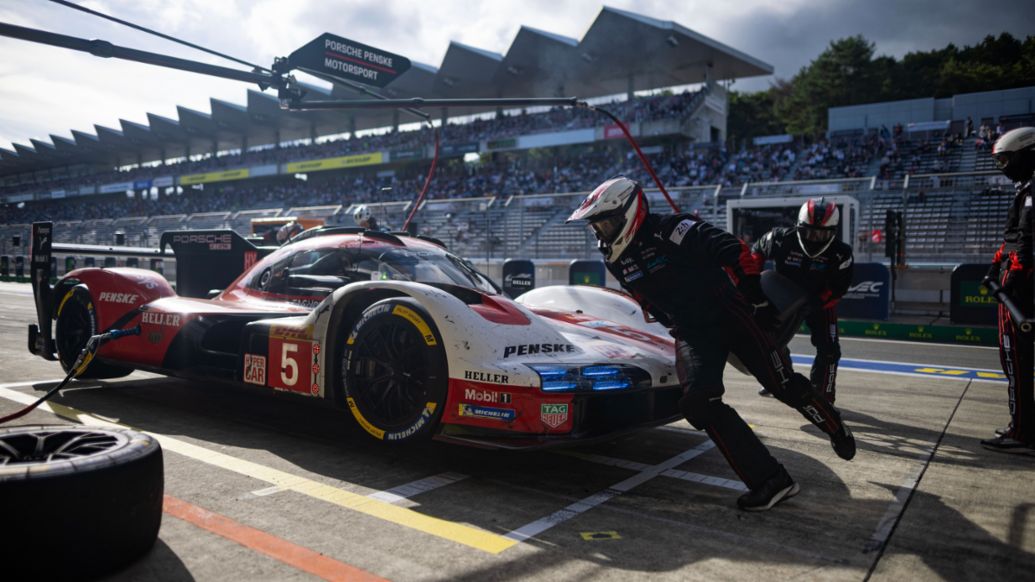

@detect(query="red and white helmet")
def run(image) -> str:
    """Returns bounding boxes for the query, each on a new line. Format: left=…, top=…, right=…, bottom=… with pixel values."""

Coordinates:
left=796, top=197, right=839, bottom=258
left=566, top=177, right=648, bottom=261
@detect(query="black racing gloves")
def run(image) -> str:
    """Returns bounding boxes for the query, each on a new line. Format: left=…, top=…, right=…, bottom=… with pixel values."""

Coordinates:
left=738, top=275, right=779, bottom=331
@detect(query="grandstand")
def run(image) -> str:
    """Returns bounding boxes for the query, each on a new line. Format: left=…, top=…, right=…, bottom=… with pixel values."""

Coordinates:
left=0, top=8, right=1032, bottom=271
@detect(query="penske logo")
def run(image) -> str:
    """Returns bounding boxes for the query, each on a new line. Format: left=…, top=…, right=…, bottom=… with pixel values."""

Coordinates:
left=98, top=292, right=139, bottom=304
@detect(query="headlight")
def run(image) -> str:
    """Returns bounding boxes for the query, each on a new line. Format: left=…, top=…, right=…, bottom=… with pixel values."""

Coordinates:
left=527, top=364, right=650, bottom=392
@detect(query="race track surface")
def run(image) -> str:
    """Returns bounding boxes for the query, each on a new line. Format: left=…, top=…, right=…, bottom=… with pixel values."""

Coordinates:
left=0, top=282, right=1030, bottom=581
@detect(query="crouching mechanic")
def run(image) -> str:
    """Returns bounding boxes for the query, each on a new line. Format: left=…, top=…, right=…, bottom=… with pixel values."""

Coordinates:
left=568, top=177, right=855, bottom=511
left=981, top=126, right=1034, bottom=454
left=753, top=198, right=854, bottom=403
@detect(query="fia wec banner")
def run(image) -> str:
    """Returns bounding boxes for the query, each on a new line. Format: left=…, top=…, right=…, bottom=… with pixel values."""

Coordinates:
left=837, top=262, right=891, bottom=320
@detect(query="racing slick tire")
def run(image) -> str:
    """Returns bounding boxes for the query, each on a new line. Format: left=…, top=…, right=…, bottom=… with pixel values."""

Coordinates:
left=340, top=297, right=448, bottom=443
left=0, top=425, right=164, bottom=579
left=54, top=285, right=133, bottom=379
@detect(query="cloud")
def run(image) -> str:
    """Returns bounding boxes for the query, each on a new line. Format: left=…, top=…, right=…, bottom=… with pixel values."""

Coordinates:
left=0, top=0, right=1031, bottom=149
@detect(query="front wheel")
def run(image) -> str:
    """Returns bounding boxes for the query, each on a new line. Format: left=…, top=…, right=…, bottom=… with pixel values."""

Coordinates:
left=340, top=298, right=448, bottom=443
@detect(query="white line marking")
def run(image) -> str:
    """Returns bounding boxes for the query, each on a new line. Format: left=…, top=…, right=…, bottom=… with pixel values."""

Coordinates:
left=558, top=451, right=746, bottom=491
left=865, top=472, right=922, bottom=553
left=368, top=472, right=469, bottom=505
left=0, top=379, right=67, bottom=389
left=832, top=335, right=999, bottom=351
left=504, top=440, right=716, bottom=542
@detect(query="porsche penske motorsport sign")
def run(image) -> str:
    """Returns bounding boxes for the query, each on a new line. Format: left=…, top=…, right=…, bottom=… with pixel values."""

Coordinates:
left=289, top=33, right=411, bottom=88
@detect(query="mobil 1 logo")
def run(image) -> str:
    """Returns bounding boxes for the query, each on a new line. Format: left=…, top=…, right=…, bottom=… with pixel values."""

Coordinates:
left=288, top=33, right=411, bottom=88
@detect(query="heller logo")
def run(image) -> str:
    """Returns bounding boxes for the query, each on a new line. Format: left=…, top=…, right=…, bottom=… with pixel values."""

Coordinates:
left=98, top=292, right=139, bottom=304
left=463, top=387, right=511, bottom=404
left=243, top=354, right=266, bottom=386
left=540, top=403, right=569, bottom=428
left=142, top=311, right=181, bottom=327
left=463, top=370, right=510, bottom=384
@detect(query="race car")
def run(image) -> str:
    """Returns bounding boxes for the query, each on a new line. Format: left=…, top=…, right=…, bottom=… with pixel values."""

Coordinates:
left=26, top=222, right=683, bottom=449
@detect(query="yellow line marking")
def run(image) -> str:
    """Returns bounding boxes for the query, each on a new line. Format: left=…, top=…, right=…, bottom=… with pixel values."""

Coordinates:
left=580, top=531, right=621, bottom=541
left=0, top=385, right=516, bottom=554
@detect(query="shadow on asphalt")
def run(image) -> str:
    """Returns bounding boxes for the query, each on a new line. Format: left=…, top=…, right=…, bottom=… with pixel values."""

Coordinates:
left=27, top=377, right=1035, bottom=579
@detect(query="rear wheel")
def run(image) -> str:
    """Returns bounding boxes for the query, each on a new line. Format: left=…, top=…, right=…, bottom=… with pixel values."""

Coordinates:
left=340, top=298, right=447, bottom=443
left=54, top=286, right=132, bottom=379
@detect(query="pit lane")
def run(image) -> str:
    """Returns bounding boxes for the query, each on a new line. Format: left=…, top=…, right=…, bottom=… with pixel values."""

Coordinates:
left=0, top=282, right=1031, bottom=581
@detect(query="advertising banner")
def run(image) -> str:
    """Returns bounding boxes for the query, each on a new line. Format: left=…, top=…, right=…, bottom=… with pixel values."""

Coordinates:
left=502, top=259, right=535, bottom=298
left=179, top=168, right=250, bottom=186
left=98, top=181, right=134, bottom=194
left=838, top=262, right=891, bottom=320
left=949, top=263, right=998, bottom=326
left=569, top=259, right=606, bottom=286
left=285, top=152, right=384, bottom=174
left=133, top=179, right=153, bottom=190
left=152, top=176, right=174, bottom=188
left=441, top=142, right=479, bottom=157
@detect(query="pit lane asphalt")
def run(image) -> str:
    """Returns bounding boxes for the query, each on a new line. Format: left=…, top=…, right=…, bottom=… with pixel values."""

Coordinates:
left=0, top=282, right=1031, bottom=581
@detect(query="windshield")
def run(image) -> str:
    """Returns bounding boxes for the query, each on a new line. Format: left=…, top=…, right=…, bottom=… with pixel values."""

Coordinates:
left=251, top=244, right=499, bottom=296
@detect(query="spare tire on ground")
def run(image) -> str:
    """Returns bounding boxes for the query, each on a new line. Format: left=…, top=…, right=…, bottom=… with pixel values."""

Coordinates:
left=0, top=425, right=164, bottom=579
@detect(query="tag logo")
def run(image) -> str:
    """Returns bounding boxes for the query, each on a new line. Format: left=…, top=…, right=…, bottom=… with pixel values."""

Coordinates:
left=540, top=403, right=569, bottom=428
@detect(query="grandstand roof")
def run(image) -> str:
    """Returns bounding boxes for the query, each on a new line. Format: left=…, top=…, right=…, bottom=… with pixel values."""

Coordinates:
left=1, top=6, right=771, bottom=177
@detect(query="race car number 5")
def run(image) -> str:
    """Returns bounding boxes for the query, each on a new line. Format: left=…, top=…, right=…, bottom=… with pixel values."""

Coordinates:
left=280, top=343, right=298, bottom=386
left=268, top=338, right=311, bottom=393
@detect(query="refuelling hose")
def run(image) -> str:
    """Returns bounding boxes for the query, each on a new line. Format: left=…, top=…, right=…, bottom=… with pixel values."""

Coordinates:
left=0, top=326, right=140, bottom=425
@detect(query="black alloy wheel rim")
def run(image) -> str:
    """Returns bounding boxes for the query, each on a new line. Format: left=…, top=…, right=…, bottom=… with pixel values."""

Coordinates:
left=0, top=428, right=126, bottom=465
left=57, top=302, right=92, bottom=368
left=348, top=318, right=430, bottom=428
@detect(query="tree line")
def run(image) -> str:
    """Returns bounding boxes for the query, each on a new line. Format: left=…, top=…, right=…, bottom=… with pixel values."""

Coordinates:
left=728, top=33, right=1035, bottom=141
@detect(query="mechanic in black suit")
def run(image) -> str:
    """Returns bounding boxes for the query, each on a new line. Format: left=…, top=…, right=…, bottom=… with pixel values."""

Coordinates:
left=981, top=127, right=1034, bottom=454
left=568, top=177, right=855, bottom=511
left=752, top=198, right=854, bottom=403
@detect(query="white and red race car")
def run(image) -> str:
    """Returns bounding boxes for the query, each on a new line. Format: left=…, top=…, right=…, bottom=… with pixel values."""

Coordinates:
left=28, top=223, right=683, bottom=448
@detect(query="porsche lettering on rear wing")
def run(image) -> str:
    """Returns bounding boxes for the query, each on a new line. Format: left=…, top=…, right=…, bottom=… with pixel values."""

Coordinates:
left=160, top=230, right=275, bottom=298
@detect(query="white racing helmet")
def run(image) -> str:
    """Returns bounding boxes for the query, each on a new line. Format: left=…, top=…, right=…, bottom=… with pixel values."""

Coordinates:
left=353, top=205, right=372, bottom=227
left=796, top=197, right=839, bottom=258
left=566, top=177, right=648, bottom=261
left=992, top=127, right=1035, bottom=183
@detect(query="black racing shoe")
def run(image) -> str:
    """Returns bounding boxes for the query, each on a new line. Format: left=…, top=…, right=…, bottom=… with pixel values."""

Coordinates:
left=737, top=466, right=800, bottom=512
left=829, top=423, right=856, bottom=461
left=758, top=388, right=774, bottom=397
left=980, top=434, right=1035, bottom=455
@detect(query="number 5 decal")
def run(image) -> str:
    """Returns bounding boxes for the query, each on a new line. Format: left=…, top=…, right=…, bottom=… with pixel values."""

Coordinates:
left=268, top=338, right=312, bottom=393
left=280, top=342, right=298, bottom=386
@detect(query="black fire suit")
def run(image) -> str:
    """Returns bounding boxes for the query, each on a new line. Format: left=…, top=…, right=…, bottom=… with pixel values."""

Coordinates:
left=991, top=180, right=1033, bottom=444
left=752, top=227, right=854, bottom=402
left=604, top=214, right=849, bottom=490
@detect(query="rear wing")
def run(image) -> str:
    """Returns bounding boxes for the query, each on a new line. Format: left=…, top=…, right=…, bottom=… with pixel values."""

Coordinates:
left=160, top=230, right=275, bottom=298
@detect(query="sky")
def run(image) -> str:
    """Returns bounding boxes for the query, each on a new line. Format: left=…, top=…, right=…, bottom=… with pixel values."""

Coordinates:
left=1, top=0, right=1033, bottom=150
